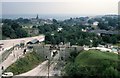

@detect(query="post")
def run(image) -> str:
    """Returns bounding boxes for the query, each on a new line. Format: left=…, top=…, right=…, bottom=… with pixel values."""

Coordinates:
left=48, top=48, right=51, bottom=78
left=43, top=44, right=44, bottom=59
left=13, top=43, right=15, bottom=58
left=48, top=59, right=50, bottom=78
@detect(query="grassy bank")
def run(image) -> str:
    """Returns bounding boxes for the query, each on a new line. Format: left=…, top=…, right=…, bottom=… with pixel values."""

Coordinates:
left=65, top=50, right=120, bottom=77
left=75, top=50, right=118, bottom=66
left=5, top=52, right=45, bottom=75
left=2, top=47, right=14, bottom=62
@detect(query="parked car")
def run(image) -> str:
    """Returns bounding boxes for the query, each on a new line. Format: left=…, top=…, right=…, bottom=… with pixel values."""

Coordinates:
left=2, top=72, right=13, bottom=78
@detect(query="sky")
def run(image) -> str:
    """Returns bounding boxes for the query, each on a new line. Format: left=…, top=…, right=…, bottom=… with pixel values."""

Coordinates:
left=1, top=0, right=120, bottom=16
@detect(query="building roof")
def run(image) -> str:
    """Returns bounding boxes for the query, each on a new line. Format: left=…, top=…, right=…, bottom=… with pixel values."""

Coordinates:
left=89, top=30, right=119, bottom=35
left=36, top=14, right=39, bottom=19
left=27, top=39, right=39, bottom=44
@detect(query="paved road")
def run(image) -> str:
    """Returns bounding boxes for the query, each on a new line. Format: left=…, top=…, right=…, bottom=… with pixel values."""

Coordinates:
left=0, top=35, right=45, bottom=55
left=15, top=51, right=61, bottom=77
left=15, top=60, right=57, bottom=76
left=0, top=47, right=61, bottom=77
left=16, top=60, right=48, bottom=76
left=0, top=35, right=45, bottom=76
left=0, top=47, right=25, bottom=71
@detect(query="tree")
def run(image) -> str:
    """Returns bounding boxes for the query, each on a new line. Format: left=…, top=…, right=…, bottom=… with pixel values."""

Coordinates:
left=52, top=19, right=58, bottom=24
left=98, top=22, right=108, bottom=30
left=45, top=33, right=52, bottom=44
left=65, top=63, right=80, bottom=77
left=103, top=67, right=119, bottom=78
left=109, top=36, right=117, bottom=44
left=2, top=19, right=28, bottom=39
left=11, top=22, right=21, bottom=30
left=69, top=51, right=79, bottom=62
left=32, top=25, right=36, bottom=28
left=2, top=24, right=17, bottom=38
left=15, top=28, right=28, bottom=38
left=92, top=39, right=100, bottom=47
left=102, top=35, right=110, bottom=43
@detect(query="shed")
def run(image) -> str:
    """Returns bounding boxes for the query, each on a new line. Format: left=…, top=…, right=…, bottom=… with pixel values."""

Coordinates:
left=27, top=39, right=39, bottom=44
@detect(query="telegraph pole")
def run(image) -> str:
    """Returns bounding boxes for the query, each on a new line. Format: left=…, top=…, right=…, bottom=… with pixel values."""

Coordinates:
left=48, top=59, right=50, bottom=78
left=13, top=43, right=15, bottom=58
left=48, top=46, right=52, bottom=78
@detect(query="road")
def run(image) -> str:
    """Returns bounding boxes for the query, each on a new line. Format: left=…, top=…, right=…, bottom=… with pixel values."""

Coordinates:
left=0, top=47, right=25, bottom=71
left=0, top=35, right=45, bottom=55
left=15, top=51, right=61, bottom=77
left=16, top=60, right=49, bottom=76
left=0, top=35, right=45, bottom=76
left=0, top=45, right=61, bottom=77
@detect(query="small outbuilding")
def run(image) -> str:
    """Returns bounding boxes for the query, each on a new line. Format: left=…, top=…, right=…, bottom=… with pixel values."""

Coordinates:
left=27, top=39, right=39, bottom=44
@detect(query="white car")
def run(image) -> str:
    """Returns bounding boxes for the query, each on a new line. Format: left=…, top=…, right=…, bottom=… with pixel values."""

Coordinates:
left=2, top=72, right=13, bottom=78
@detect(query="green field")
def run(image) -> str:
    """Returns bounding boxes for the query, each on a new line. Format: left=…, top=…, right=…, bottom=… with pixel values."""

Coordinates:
left=5, top=52, right=45, bottom=75
left=75, top=50, right=119, bottom=66
left=65, top=50, right=120, bottom=77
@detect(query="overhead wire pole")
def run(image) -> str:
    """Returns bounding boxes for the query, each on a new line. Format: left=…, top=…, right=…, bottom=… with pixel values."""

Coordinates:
left=48, top=51, right=49, bottom=78
left=48, top=47, right=51, bottom=78
left=48, top=33, right=54, bottom=78
left=48, top=58, right=50, bottom=78
left=13, top=43, right=15, bottom=58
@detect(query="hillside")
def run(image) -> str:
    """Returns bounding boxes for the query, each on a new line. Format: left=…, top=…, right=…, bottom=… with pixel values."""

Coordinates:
left=75, top=50, right=119, bottom=67
left=65, top=50, right=120, bottom=78
left=5, top=52, right=45, bottom=75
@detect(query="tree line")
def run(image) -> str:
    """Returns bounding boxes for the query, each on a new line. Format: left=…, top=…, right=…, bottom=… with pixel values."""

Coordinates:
left=2, top=19, right=28, bottom=39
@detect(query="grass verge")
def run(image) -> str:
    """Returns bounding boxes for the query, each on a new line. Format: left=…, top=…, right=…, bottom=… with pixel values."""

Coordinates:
left=5, top=52, right=44, bottom=75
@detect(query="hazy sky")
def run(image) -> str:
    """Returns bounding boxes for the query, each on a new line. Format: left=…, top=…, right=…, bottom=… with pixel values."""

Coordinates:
left=1, top=0, right=120, bottom=15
